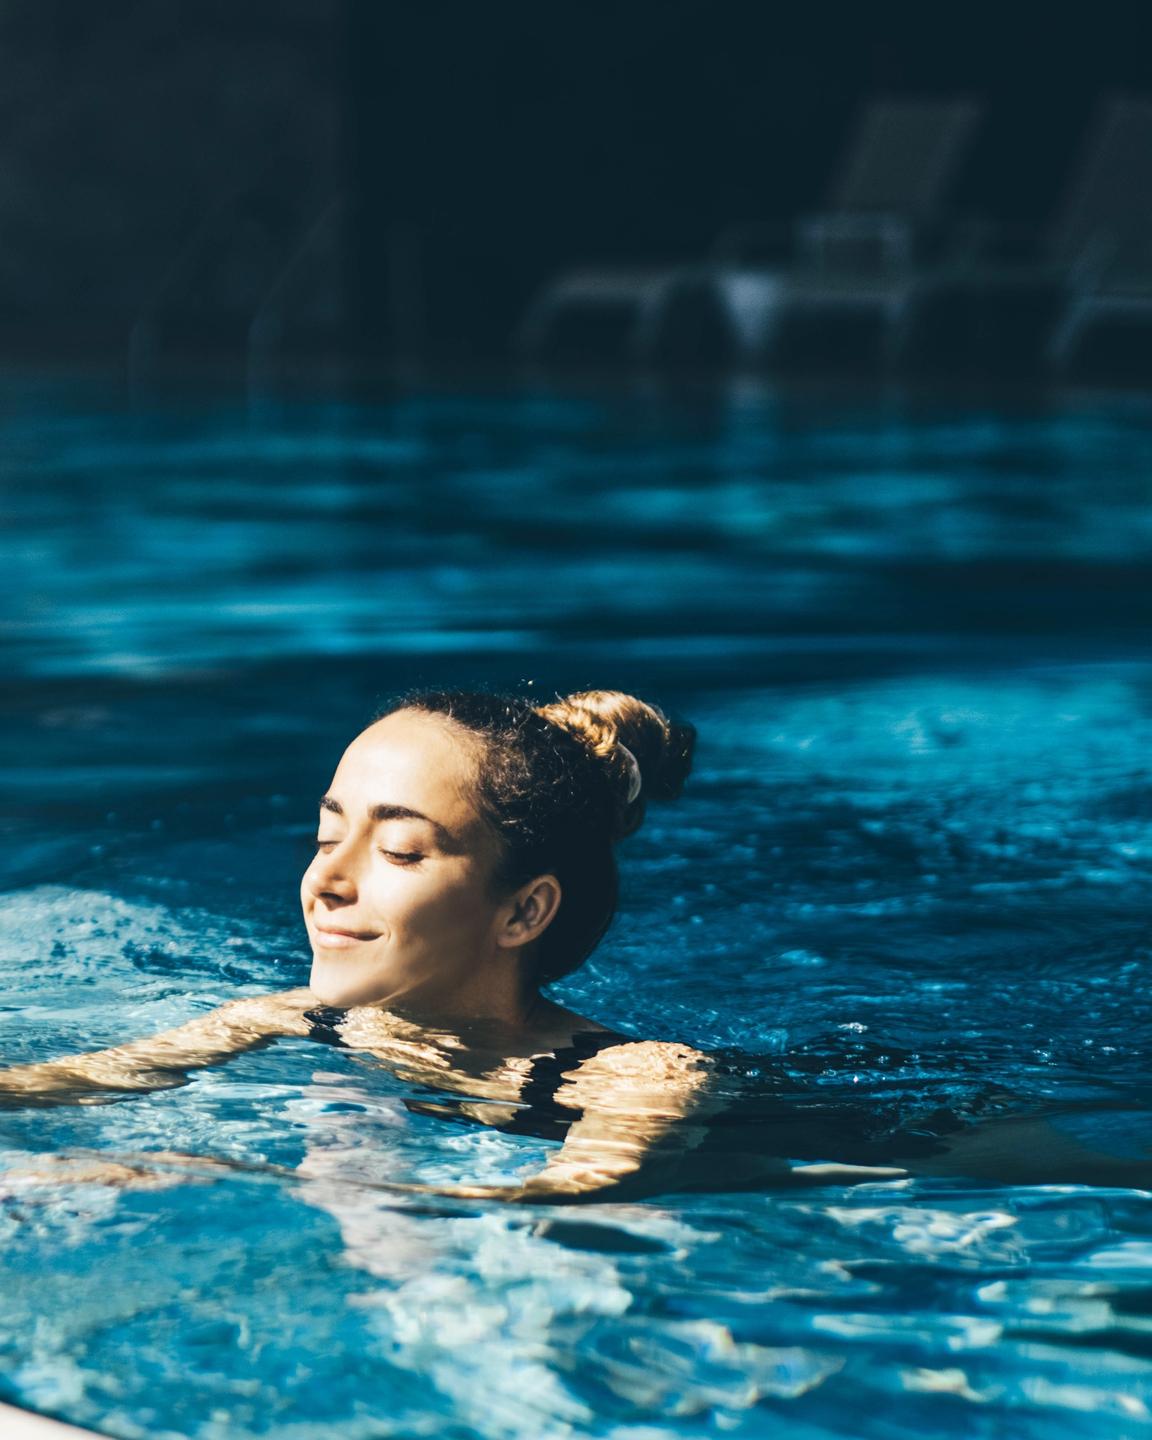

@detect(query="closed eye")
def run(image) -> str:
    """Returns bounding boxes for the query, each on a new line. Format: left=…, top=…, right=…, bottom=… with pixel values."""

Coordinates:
left=313, top=838, right=424, bottom=865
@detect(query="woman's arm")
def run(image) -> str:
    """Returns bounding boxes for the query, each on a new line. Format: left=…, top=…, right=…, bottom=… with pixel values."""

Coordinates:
left=506, top=1042, right=908, bottom=1204
left=407, top=1039, right=909, bottom=1206
left=0, top=987, right=317, bottom=1104
left=370, top=1039, right=723, bottom=1204
left=507, top=1039, right=725, bottom=1203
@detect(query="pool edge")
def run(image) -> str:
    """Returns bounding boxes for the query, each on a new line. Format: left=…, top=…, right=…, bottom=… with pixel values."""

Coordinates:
left=0, top=1400, right=110, bottom=1438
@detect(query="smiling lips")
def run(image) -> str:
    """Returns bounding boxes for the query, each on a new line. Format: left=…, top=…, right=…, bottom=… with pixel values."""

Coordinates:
left=314, top=926, right=379, bottom=949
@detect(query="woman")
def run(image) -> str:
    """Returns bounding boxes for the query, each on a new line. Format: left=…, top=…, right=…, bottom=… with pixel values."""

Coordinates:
left=7, top=685, right=1132, bottom=1200
left=0, top=684, right=909, bottom=1203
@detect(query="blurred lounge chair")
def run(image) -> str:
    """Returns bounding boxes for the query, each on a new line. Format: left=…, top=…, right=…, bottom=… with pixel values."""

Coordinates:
left=1047, top=95, right=1152, bottom=377
left=515, top=96, right=982, bottom=368
left=698, top=96, right=982, bottom=371
left=918, top=93, right=1152, bottom=377
left=515, top=264, right=685, bottom=365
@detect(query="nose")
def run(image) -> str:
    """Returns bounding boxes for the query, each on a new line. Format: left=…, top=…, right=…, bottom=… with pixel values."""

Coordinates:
left=304, top=838, right=359, bottom=903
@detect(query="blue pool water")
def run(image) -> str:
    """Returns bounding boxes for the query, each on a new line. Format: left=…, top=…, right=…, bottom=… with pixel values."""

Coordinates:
left=2, top=370, right=1151, bottom=1438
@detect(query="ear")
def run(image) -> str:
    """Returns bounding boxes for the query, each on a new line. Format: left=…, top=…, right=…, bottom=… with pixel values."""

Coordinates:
left=493, top=873, right=562, bottom=952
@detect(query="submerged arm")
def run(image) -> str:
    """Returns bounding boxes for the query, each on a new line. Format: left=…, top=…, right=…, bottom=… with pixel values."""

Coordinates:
left=381, top=1040, right=721, bottom=1204
left=0, top=987, right=317, bottom=1105
left=508, top=1039, right=726, bottom=1203
left=403, top=1039, right=732, bottom=1206
left=504, top=1042, right=908, bottom=1204
left=411, top=1039, right=910, bottom=1206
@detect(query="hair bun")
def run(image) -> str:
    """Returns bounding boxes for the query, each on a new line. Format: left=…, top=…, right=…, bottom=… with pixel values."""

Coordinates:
left=533, top=688, right=696, bottom=839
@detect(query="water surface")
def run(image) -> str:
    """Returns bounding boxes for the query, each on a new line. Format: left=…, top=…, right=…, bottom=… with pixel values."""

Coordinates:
left=2, top=371, right=1151, bottom=1439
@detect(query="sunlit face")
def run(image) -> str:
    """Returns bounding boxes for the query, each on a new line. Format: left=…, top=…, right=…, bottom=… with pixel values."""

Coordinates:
left=300, top=709, right=513, bottom=1009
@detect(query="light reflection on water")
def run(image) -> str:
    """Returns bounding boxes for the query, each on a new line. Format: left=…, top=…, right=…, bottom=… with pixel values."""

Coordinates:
left=1, top=373, right=1151, bottom=1439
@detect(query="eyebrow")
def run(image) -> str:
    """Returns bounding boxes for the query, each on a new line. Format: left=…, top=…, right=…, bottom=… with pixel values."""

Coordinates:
left=318, top=794, right=460, bottom=851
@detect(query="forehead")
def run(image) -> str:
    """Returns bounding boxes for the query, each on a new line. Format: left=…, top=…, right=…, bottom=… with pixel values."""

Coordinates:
left=327, top=709, right=483, bottom=834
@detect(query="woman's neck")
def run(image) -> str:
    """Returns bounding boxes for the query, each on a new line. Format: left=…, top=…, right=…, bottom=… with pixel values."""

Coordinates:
left=365, top=959, right=544, bottom=1036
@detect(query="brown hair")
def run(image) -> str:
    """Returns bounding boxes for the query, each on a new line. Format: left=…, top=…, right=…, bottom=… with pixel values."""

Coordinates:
left=370, top=685, right=696, bottom=986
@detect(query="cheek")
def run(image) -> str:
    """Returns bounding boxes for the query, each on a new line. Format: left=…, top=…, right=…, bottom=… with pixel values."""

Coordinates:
left=386, top=867, right=494, bottom=940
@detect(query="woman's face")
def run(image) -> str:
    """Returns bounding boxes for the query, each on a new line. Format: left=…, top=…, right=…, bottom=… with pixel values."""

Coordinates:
left=300, top=709, right=513, bottom=1009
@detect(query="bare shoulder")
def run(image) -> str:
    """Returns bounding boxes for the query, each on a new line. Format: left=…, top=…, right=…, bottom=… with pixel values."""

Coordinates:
left=548, top=1037, right=721, bottom=1125
left=211, top=986, right=317, bottom=1035
left=569, top=1037, right=712, bottom=1080
left=524, top=997, right=619, bottom=1050
left=529, top=1000, right=710, bottom=1073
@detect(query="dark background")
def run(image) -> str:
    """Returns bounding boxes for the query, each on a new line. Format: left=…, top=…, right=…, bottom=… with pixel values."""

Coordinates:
left=4, top=2, right=1150, bottom=365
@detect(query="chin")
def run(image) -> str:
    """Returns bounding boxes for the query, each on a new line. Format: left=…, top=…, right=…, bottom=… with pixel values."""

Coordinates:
left=308, top=955, right=389, bottom=1009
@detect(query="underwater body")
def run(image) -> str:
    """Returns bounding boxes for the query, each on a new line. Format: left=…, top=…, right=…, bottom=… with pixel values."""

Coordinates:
left=2, top=369, right=1152, bottom=1438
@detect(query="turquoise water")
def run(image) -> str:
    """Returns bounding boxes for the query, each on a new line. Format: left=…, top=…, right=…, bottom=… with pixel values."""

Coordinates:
left=2, top=371, right=1152, bottom=1438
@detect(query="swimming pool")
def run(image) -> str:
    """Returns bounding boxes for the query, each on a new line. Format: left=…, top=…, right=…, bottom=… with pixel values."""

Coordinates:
left=2, top=368, right=1151, bottom=1438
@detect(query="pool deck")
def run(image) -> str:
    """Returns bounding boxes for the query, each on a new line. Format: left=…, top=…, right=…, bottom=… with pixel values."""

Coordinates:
left=0, top=1401, right=108, bottom=1437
